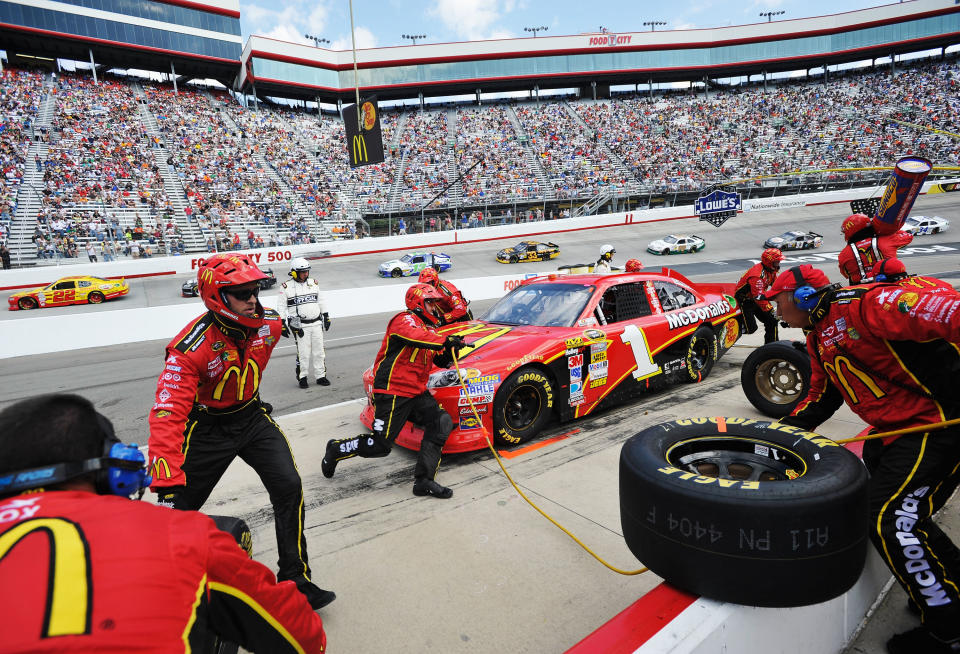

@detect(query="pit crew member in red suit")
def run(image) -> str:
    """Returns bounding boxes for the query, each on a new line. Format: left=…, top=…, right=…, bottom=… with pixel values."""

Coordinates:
left=625, top=258, right=644, bottom=272
left=0, top=394, right=326, bottom=653
left=764, top=265, right=960, bottom=654
left=321, top=283, right=465, bottom=499
left=871, top=258, right=959, bottom=296
left=418, top=266, right=471, bottom=324
left=148, top=253, right=335, bottom=610
left=735, top=248, right=782, bottom=344
left=837, top=213, right=913, bottom=284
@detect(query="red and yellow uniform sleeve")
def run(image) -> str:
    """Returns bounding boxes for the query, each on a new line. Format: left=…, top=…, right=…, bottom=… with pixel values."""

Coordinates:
left=390, top=312, right=447, bottom=349
left=780, top=334, right=845, bottom=431
left=861, top=286, right=960, bottom=342
left=204, top=524, right=326, bottom=653
left=148, top=348, right=201, bottom=488
left=878, top=230, right=913, bottom=257
left=438, top=280, right=469, bottom=323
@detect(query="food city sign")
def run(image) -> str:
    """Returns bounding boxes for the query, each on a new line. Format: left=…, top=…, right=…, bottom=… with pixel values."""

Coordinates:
left=587, top=34, right=633, bottom=47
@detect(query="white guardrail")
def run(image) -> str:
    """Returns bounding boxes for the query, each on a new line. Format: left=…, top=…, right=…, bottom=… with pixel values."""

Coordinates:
left=1, top=181, right=954, bottom=360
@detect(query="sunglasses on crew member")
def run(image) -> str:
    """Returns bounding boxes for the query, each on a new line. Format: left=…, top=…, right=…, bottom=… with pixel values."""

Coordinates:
left=225, top=286, right=260, bottom=301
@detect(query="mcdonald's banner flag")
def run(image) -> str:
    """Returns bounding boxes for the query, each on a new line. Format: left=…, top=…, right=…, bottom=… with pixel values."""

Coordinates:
left=343, top=96, right=385, bottom=168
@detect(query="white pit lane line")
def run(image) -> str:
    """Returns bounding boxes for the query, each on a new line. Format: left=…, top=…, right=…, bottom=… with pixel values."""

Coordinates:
left=274, top=331, right=384, bottom=349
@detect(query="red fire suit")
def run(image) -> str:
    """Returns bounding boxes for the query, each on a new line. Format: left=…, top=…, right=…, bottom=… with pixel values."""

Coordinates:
left=837, top=231, right=913, bottom=283
left=780, top=284, right=960, bottom=642
left=0, top=490, right=325, bottom=653
left=326, top=310, right=453, bottom=479
left=434, top=278, right=470, bottom=324
left=148, top=310, right=313, bottom=583
left=735, top=262, right=778, bottom=343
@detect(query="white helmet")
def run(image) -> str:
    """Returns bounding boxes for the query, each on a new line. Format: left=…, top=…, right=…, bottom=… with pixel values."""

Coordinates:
left=291, top=257, right=310, bottom=272
left=601, top=244, right=615, bottom=256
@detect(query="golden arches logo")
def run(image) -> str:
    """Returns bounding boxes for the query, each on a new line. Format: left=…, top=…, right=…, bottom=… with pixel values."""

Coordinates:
left=0, top=518, right=92, bottom=637
left=823, top=356, right=885, bottom=405
left=352, top=134, right=368, bottom=164
left=199, top=268, right=215, bottom=285
left=213, top=360, right=261, bottom=401
left=151, top=457, right=172, bottom=479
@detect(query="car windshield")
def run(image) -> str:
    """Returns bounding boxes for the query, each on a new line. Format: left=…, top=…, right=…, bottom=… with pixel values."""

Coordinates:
left=662, top=235, right=679, bottom=244
left=514, top=243, right=528, bottom=251
left=905, top=218, right=921, bottom=225
left=400, top=255, right=412, bottom=263
left=482, top=283, right=594, bottom=327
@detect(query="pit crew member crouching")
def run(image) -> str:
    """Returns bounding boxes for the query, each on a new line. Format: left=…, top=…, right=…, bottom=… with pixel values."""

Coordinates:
left=148, top=253, right=335, bottom=610
left=0, top=394, right=326, bottom=653
left=418, top=266, right=471, bottom=324
left=321, top=283, right=466, bottom=499
left=735, top=248, right=782, bottom=344
left=764, top=264, right=960, bottom=654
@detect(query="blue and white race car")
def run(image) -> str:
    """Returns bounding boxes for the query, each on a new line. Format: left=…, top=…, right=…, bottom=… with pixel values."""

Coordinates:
left=902, top=215, right=949, bottom=236
left=378, top=251, right=452, bottom=278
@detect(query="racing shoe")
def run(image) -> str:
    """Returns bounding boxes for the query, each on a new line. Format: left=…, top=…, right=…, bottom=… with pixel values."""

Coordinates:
left=413, top=478, right=453, bottom=499
left=321, top=440, right=339, bottom=478
left=316, top=377, right=331, bottom=386
left=290, top=575, right=336, bottom=610
left=298, top=377, right=309, bottom=389
left=887, top=627, right=960, bottom=654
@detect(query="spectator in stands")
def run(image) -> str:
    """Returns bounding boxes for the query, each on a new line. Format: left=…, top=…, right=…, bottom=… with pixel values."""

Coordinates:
left=85, top=241, right=97, bottom=263
left=0, top=242, right=10, bottom=269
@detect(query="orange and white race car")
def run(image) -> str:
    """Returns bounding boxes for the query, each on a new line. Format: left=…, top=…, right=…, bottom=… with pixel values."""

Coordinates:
left=8, top=276, right=129, bottom=310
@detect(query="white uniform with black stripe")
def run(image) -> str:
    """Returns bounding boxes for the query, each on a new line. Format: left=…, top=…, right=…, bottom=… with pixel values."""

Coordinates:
left=277, top=277, right=328, bottom=380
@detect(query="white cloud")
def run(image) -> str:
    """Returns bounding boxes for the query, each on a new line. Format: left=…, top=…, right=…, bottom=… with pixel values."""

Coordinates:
left=427, top=0, right=518, bottom=41
left=240, top=1, right=330, bottom=44
left=331, top=27, right=378, bottom=50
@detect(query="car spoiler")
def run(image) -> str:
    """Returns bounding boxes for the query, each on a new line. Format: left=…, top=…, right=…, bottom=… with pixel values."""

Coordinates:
left=808, top=232, right=823, bottom=238
left=690, top=235, right=703, bottom=240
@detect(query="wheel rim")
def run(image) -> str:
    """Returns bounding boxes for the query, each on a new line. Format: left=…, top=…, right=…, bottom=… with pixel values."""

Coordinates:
left=391, top=269, right=401, bottom=278
left=503, top=385, right=542, bottom=431
left=662, top=250, right=669, bottom=255
left=688, top=336, right=711, bottom=370
left=754, top=359, right=804, bottom=406
left=19, top=298, right=35, bottom=310
left=666, top=437, right=806, bottom=481
left=89, top=293, right=103, bottom=304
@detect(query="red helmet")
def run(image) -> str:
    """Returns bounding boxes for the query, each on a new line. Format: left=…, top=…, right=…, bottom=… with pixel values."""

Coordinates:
left=405, top=283, right=444, bottom=325
left=625, top=258, right=644, bottom=272
left=871, top=258, right=907, bottom=281
left=761, top=248, right=783, bottom=271
left=841, top=213, right=871, bottom=240
left=418, top=267, right=439, bottom=285
left=197, top=253, right=268, bottom=329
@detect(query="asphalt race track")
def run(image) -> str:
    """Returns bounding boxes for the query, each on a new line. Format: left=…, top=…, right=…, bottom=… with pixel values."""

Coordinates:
left=1, top=192, right=958, bottom=446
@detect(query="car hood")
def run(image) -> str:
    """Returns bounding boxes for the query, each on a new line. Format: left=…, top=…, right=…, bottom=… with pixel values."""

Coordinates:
left=765, top=236, right=785, bottom=244
left=379, top=259, right=406, bottom=268
left=10, top=286, right=45, bottom=298
left=437, top=320, right=593, bottom=374
left=497, top=247, right=520, bottom=255
left=648, top=240, right=670, bottom=248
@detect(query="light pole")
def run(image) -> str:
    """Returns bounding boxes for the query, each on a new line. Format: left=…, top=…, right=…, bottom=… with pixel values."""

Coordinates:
left=524, top=26, right=548, bottom=37
left=402, top=33, right=426, bottom=45
left=643, top=21, right=666, bottom=32
left=304, top=34, right=330, bottom=47
left=759, top=10, right=785, bottom=22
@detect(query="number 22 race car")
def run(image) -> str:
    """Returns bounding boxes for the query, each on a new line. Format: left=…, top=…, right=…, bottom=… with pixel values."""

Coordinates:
left=9, top=276, right=129, bottom=310
left=361, top=268, right=744, bottom=452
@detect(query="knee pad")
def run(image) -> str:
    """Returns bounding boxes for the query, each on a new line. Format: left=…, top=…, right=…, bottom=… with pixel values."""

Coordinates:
left=424, top=412, right=454, bottom=445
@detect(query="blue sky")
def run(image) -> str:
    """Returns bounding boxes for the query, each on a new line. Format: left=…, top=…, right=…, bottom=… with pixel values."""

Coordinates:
left=239, top=0, right=886, bottom=49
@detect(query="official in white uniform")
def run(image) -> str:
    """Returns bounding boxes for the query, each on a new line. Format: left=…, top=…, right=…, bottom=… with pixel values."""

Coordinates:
left=594, top=244, right=616, bottom=273
left=278, top=258, right=331, bottom=388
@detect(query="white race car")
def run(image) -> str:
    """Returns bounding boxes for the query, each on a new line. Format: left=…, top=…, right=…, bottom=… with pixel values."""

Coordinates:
left=902, top=215, right=949, bottom=236
left=646, top=234, right=706, bottom=256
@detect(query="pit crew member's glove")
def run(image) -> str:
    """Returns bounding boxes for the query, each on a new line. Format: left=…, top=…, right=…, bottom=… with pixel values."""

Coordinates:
left=281, top=320, right=290, bottom=338
left=156, top=486, right=184, bottom=509
left=323, top=312, right=331, bottom=331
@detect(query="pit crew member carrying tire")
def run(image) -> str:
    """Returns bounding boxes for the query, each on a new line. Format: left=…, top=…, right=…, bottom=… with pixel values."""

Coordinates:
left=763, top=264, right=960, bottom=654
left=837, top=213, right=913, bottom=284
left=321, top=283, right=466, bottom=499
left=0, top=394, right=327, bottom=654
left=148, top=253, right=335, bottom=610
left=735, top=248, right=782, bottom=344
left=278, top=258, right=331, bottom=388
left=418, top=266, right=472, bottom=324
left=594, top=244, right=616, bottom=273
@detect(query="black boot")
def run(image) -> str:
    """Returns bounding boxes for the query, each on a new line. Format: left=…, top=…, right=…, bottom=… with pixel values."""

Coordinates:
left=887, top=627, right=960, bottom=654
left=316, top=377, right=330, bottom=386
left=321, top=440, right=339, bottom=478
left=413, top=478, right=453, bottom=499
left=289, top=575, right=336, bottom=610
left=298, top=377, right=309, bottom=389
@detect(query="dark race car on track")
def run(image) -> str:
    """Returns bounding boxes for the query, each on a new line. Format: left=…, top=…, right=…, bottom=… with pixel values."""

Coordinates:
left=181, top=267, right=277, bottom=297
left=496, top=240, right=560, bottom=264
left=361, top=268, right=745, bottom=452
left=763, top=230, right=823, bottom=250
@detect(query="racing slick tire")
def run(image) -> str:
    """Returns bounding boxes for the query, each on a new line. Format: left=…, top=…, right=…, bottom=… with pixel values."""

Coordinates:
left=391, top=268, right=403, bottom=278
left=493, top=367, right=555, bottom=447
left=87, top=291, right=105, bottom=304
left=619, top=418, right=869, bottom=607
left=661, top=249, right=669, bottom=256
left=684, top=326, right=717, bottom=383
left=17, top=297, right=38, bottom=310
left=509, top=255, right=519, bottom=264
left=741, top=341, right=811, bottom=418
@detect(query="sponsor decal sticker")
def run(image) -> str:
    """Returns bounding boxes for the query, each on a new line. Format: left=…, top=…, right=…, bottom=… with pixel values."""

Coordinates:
left=589, top=378, right=607, bottom=388
left=459, top=394, right=493, bottom=406
left=257, top=324, right=271, bottom=337
left=590, top=351, right=607, bottom=364
left=665, top=299, right=733, bottom=330
left=570, top=366, right=583, bottom=380
left=459, top=404, right=489, bottom=415
left=568, top=354, right=584, bottom=369
left=459, top=416, right=482, bottom=430
left=165, top=365, right=182, bottom=372
left=723, top=317, right=739, bottom=348
left=154, top=410, right=172, bottom=418
left=158, top=389, right=171, bottom=403
left=212, top=341, right=225, bottom=351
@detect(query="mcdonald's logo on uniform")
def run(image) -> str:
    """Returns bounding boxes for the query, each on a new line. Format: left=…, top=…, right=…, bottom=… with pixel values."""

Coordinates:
left=343, top=96, right=385, bottom=169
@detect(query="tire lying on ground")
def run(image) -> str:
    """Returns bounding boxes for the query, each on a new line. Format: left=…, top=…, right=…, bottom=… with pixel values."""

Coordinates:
left=741, top=340, right=811, bottom=418
left=620, top=417, right=868, bottom=607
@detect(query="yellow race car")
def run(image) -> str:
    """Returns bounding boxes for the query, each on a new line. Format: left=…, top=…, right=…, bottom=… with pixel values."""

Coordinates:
left=496, top=240, right=560, bottom=264
left=8, top=276, right=129, bottom=310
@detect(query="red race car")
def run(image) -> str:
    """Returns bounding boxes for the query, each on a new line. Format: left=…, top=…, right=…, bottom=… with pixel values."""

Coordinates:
left=361, top=268, right=745, bottom=452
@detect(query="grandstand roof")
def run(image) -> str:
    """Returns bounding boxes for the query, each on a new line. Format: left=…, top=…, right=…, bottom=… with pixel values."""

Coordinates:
left=241, top=0, right=960, bottom=102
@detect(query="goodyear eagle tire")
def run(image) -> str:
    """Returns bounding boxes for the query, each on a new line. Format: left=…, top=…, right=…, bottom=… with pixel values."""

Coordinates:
left=741, top=340, right=811, bottom=418
left=18, top=297, right=38, bottom=310
left=684, top=326, right=717, bottom=382
left=87, top=291, right=105, bottom=304
left=620, top=418, right=868, bottom=607
left=493, top=367, right=555, bottom=447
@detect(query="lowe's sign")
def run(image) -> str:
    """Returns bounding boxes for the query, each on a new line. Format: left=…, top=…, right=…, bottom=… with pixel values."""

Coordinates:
left=695, top=190, right=741, bottom=227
